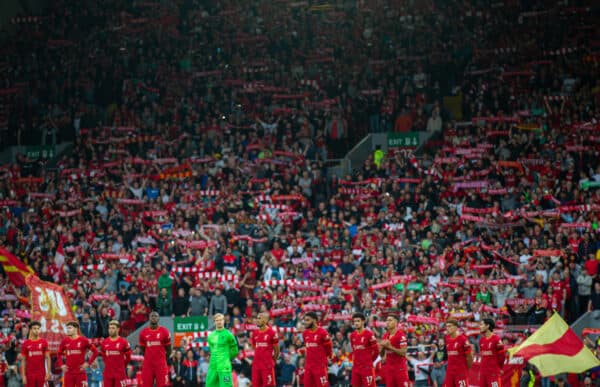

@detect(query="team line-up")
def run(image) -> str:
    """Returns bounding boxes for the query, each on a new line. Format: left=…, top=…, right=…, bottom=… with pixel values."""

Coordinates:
left=19, top=310, right=504, bottom=387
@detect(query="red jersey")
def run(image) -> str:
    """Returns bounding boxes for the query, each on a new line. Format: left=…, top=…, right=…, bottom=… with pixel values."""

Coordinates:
left=271, top=248, right=285, bottom=262
left=302, top=327, right=333, bottom=370
left=479, top=334, right=504, bottom=372
left=0, top=360, right=6, bottom=387
left=251, top=327, right=279, bottom=370
left=446, top=334, right=471, bottom=372
left=21, top=338, right=49, bottom=376
left=382, top=329, right=408, bottom=371
left=100, top=337, right=132, bottom=377
left=58, top=336, right=98, bottom=374
left=349, top=329, right=378, bottom=370
left=295, top=366, right=305, bottom=386
left=139, top=326, right=171, bottom=365
left=549, top=280, right=566, bottom=299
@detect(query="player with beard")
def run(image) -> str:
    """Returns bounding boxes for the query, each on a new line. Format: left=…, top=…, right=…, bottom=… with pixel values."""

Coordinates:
left=100, top=320, right=132, bottom=387
left=301, top=312, right=333, bottom=387
left=479, top=318, right=505, bottom=387
left=139, top=312, right=172, bottom=387
left=349, top=313, right=378, bottom=387
left=380, top=315, right=408, bottom=387
left=251, top=312, right=280, bottom=387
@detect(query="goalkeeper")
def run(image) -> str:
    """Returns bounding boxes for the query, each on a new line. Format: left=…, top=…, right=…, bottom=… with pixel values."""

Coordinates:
left=206, top=313, right=239, bottom=387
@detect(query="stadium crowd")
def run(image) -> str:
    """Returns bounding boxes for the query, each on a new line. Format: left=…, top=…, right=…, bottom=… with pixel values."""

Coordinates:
left=1, top=0, right=600, bottom=386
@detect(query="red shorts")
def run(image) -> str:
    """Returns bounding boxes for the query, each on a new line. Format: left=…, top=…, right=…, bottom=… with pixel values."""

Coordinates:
left=480, top=372, right=501, bottom=387
left=443, top=372, right=469, bottom=387
left=141, top=364, right=169, bottom=387
left=252, top=367, right=276, bottom=387
left=64, top=372, right=88, bottom=387
left=351, top=368, right=376, bottom=387
left=25, top=373, right=46, bottom=387
left=382, top=367, right=409, bottom=387
left=104, top=374, right=128, bottom=387
left=304, top=367, right=329, bottom=387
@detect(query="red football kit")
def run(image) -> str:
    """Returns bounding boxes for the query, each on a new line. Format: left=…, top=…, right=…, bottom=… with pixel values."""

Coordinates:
left=21, top=338, right=49, bottom=387
left=295, top=366, right=305, bottom=386
left=349, top=329, right=378, bottom=387
left=0, top=360, right=6, bottom=387
left=100, top=337, right=132, bottom=387
left=139, top=326, right=171, bottom=387
left=302, top=327, right=333, bottom=387
left=251, top=327, right=279, bottom=387
left=58, top=336, right=99, bottom=387
left=479, top=334, right=505, bottom=387
left=443, top=334, right=472, bottom=387
left=382, top=329, right=409, bottom=387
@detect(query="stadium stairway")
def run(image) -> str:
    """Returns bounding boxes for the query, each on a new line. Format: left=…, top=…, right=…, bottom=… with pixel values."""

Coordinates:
left=327, top=131, right=437, bottom=177
left=571, top=311, right=600, bottom=338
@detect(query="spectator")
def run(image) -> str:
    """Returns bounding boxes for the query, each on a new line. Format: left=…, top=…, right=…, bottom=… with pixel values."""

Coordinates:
left=173, top=288, right=190, bottom=317
left=278, top=355, right=296, bottom=386
left=476, top=284, right=492, bottom=305
left=263, top=260, right=286, bottom=282
left=431, top=339, right=447, bottom=387
left=158, top=267, right=174, bottom=301
left=577, top=268, right=593, bottom=316
left=189, top=287, right=209, bottom=317
left=238, top=371, right=251, bottom=387
left=97, top=307, right=111, bottom=338
left=589, top=283, right=600, bottom=314
left=492, top=283, right=516, bottom=308
left=197, top=350, right=209, bottom=386
left=5, top=365, right=22, bottom=387
left=80, top=312, right=98, bottom=339
left=208, top=287, right=228, bottom=317
left=408, top=350, right=435, bottom=387
left=426, top=107, right=442, bottom=133
left=182, top=349, right=199, bottom=387
left=87, top=360, right=104, bottom=387
left=131, top=298, right=150, bottom=329
left=0, top=0, right=598, bottom=384
left=171, top=350, right=185, bottom=387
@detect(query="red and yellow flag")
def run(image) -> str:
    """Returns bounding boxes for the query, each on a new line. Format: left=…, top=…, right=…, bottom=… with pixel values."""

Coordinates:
left=508, top=313, right=600, bottom=376
left=0, top=247, right=35, bottom=286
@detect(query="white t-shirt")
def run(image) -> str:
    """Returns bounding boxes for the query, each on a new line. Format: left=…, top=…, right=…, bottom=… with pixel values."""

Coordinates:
left=129, top=186, right=143, bottom=199
left=409, top=358, right=430, bottom=381
left=238, top=375, right=251, bottom=387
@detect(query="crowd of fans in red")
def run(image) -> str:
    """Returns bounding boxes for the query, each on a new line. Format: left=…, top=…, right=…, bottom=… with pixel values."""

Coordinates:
left=1, top=0, right=600, bottom=386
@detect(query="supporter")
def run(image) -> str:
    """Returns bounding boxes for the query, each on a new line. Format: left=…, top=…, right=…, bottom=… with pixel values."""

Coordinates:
left=0, top=0, right=599, bottom=386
